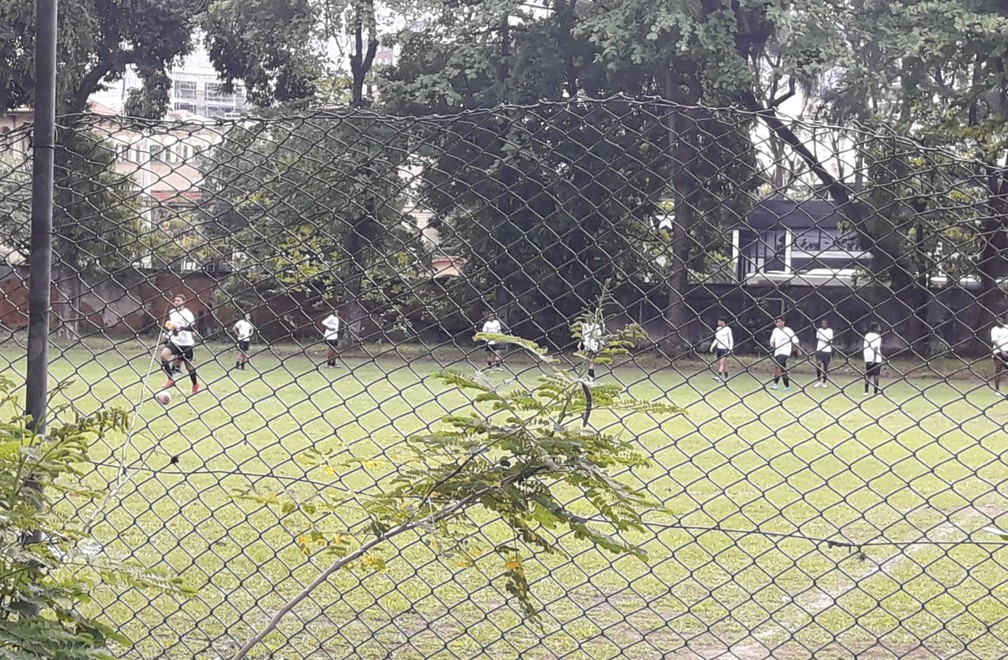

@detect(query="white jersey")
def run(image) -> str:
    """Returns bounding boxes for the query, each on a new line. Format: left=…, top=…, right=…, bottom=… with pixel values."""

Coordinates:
left=168, top=308, right=196, bottom=347
left=992, top=325, right=1008, bottom=354
left=816, top=328, right=834, bottom=353
left=581, top=321, right=604, bottom=352
left=863, top=332, right=883, bottom=363
left=769, top=327, right=798, bottom=357
left=233, top=319, right=254, bottom=341
left=482, top=319, right=502, bottom=345
left=321, top=314, right=341, bottom=340
left=711, top=326, right=734, bottom=352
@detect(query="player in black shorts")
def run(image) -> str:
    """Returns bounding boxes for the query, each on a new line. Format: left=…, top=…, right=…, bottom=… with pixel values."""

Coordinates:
left=232, top=314, right=255, bottom=370
left=863, top=322, right=883, bottom=396
left=161, top=294, right=201, bottom=394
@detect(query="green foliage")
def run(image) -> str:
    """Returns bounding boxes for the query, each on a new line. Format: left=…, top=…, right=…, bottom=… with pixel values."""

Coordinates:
left=231, top=303, right=681, bottom=622
left=380, top=2, right=764, bottom=342
left=0, top=375, right=193, bottom=659
left=203, top=0, right=323, bottom=106
left=0, top=142, right=31, bottom=258
left=199, top=114, right=419, bottom=316
left=0, top=0, right=204, bottom=115
left=53, top=127, right=143, bottom=272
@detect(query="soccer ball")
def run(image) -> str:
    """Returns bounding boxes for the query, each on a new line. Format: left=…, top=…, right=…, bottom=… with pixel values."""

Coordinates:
left=163, top=320, right=174, bottom=331
left=155, top=390, right=171, bottom=405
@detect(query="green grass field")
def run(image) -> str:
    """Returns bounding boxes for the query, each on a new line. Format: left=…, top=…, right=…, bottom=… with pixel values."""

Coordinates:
left=3, top=339, right=1008, bottom=659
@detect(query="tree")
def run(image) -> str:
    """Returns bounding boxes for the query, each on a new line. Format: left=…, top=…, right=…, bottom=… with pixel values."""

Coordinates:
left=742, top=0, right=1008, bottom=352
left=199, top=114, right=417, bottom=343
left=381, top=1, right=761, bottom=346
left=50, top=126, right=144, bottom=333
left=0, top=0, right=206, bottom=117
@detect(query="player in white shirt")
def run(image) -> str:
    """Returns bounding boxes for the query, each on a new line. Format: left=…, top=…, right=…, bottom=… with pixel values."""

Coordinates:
left=991, top=316, right=1008, bottom=391
left=160, top=294, right=201, bottom=394
left=580, top=317, right=604, bottom=379
left=321, top=310, right=341, bottom=368
left=481, top=312, right=504, bottom=370
left=863, top=322, right=883, bottom=396
left=769, top=317, right=801, bottom=391
left=709, top=317, right=733, bottom=382
left=814, top=319, right=834, bottom=388
left=232, top=314, right=255, bottom=371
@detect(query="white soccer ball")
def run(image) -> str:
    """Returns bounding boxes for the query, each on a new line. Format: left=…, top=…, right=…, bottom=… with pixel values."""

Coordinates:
left=155, top=390, right=171, bottom=405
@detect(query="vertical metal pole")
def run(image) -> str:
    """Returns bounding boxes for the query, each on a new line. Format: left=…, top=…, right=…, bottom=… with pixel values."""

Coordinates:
left=25, top=0, right=58, bottom=432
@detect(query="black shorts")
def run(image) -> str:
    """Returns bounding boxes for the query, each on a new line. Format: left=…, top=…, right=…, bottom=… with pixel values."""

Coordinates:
left=816, top=351, right=832, bottom=365
left=715, top=349, right=729, bottom=359
left=238, top=340, right=250, bottom=351
left=994, top=352, right=1008, bottom=366
left=326, top=339, right=339, bottom=349
left=485, top=343, right=499, bottom=353
left=865, top=362, right=882, bottom=377
left=167, top=341, right=194, bottom=361
left=774, top=354, right=789, bottom=369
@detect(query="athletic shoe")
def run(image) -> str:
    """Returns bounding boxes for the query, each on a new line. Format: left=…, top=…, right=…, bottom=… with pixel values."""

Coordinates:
left=163, top=378, right=174, bottom=389
left=771, top=384, right=778, bottom=390
left=783, top=387, right=790, bottom=392
left=192, top=382, right=201, bottom=395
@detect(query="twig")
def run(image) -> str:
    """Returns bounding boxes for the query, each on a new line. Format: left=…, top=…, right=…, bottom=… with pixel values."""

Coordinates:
left=230, top=481, right=500, bottom=659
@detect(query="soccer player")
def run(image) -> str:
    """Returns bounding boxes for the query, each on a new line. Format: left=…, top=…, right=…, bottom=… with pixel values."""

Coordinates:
left=991, top=316, right=1008, bottom=391
left=814, top=319, right=834, bottom=388
left=160, top=294, right=201, bottom=394
left=481, top=312, right=504, bottom=370
left=580, top=316, right=604, bottom=379
left=863, top=322, right=883, bottom=396
left=232, top=314, right=255, bottom=370
left=709, top=317, right=733, bottom=382
left=769, top=317, right=800, bottom=391
left=321, top=309, right=341, bottom=368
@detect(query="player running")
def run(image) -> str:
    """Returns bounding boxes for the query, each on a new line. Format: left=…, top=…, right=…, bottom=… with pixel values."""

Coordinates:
left=769, top=317, right=800, bottom=391
left=160, top=294, right=201, bottom=394
left=481, top=312, right=504, bottom=370
left=991, top=316, right=1008, bottom=391
left=709, top=317, right=733, bottom=383
left=863, top=322, right=884, bottom=397
left=232, top=314, right=255, bottom=371
left=321, top=309, right=341, bottom=368
left=814, top=319, right=834, bottom=388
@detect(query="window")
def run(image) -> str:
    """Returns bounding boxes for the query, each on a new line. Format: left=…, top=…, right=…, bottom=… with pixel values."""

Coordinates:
left=793, top=228, right=862, bottom=255
left=754, top=229, right=788, bottom=272
left=206, top=83, right=234, bottom=102
left=175, top=81, right=197, bottom=100
left=150, top=144, right=165, bottom=163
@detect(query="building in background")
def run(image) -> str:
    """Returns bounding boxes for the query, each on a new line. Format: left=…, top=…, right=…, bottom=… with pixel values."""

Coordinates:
left=92, top=44, right=250, bottom=118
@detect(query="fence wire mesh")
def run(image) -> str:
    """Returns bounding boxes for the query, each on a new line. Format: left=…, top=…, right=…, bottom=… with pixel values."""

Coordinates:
left=2, top=98, right=1008, bottom=658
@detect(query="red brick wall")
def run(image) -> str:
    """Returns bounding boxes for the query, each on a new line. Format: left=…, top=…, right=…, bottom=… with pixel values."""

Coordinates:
left=0, top=268, right=217, bottom=335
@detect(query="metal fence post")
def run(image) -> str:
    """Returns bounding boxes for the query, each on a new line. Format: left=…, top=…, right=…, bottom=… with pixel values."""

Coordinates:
left=25, top=0, right=58, bottom=432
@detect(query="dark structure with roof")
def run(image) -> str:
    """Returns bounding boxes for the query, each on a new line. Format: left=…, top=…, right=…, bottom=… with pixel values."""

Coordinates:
left=733, top=199, right=870, bottom=283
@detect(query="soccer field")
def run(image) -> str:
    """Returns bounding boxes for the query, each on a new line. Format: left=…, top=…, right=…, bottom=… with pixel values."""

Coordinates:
left=4, top=340, right=1008, bottom=658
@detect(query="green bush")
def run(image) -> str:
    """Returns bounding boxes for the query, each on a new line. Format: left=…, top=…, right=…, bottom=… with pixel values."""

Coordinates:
left=0, top=375, right=192, bottom=659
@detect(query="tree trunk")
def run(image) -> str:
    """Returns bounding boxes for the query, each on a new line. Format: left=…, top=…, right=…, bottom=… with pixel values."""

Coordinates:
left=661, top=70, right=701, bottom=357
left=342, top=222, right=369, bottom=346
left=349, top=5, right=378, bottom=108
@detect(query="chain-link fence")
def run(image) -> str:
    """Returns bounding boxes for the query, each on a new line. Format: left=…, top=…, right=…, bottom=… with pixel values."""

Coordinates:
left=2, top=98, right=1008, bottom=658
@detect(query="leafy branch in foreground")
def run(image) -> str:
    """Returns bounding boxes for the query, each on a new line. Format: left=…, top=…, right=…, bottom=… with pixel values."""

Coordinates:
left=230, top=303, right=682, bottom=659
left=0, top=375, right=193, bottom=660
